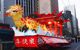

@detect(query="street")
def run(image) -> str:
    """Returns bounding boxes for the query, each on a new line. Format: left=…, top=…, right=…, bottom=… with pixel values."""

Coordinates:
left=47, top=42, right=80, bottom=50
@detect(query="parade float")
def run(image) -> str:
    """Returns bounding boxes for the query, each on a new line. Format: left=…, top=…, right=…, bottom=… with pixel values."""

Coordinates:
left=6, top=5, right=71, bottom=48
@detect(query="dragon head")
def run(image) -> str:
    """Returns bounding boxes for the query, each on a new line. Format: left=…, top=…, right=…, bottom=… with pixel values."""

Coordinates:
left=6, top=5, right=23, bottom=18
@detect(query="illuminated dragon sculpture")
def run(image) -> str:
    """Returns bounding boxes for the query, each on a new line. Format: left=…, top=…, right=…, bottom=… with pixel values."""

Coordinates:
left=6, top=5, right=70, bottom=36
left=6, top=5, right=47, bottom=31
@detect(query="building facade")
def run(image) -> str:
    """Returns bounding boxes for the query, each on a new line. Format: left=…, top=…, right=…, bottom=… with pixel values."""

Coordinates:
left=51, top=0, right=58, bottom=13
left=64, top=5, right=79, bottom=36
left=16, top=0, right=58, bottom=15
left=0, top=0, right=16, bottom=26
left=0, top=0, right=4, bottom=23
left=16, top=0, right=38, bottom=16
left=0, top=0, right=58, bottom=26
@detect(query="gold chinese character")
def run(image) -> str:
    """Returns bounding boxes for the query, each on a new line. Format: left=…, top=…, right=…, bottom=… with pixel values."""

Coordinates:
left=15, top=38, right=20, bottom=44
left=29, top=38, right=34, bottom=44
left=22, top=38, right=28, bottom=44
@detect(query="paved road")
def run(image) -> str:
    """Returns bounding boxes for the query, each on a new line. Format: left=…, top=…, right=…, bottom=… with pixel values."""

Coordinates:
left=47, top=42, right=80, bottom=50
left=67, top=42, right=80, bottom=50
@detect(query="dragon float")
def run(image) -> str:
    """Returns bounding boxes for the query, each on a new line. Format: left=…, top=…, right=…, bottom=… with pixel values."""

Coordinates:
left=6, top=5, right=71, bottom=48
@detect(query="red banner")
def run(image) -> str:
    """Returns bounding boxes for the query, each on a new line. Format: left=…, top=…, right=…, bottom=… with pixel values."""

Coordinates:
left=14, top=36, right=38, bottom=47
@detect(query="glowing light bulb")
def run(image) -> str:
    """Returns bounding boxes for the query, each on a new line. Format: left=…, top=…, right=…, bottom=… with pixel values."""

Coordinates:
left=48, top=21, right=52, bottom=25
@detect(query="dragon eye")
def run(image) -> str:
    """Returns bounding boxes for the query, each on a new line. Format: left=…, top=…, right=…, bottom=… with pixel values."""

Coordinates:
left=13, top=10, right=18, bottom=12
